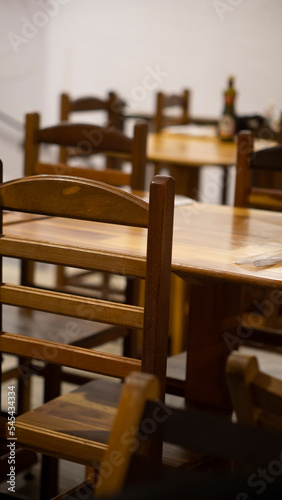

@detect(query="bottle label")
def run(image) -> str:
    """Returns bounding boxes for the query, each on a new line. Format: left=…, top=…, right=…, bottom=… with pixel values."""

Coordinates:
left=219, top=114, right=236, bottom=139
left=225, top=95, right=234, bottom=106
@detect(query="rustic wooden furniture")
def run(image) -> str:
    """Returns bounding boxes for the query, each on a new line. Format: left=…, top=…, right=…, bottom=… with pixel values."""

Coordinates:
left=227, top=352, right=282, bottom=429
left=3, top=113, right=148, bottom=415
left=154, top=90, right=190, bottom=133
left=51, top=371, right=282, bottom=499
left=5, top=201, right=282, bottom=412
left=0, top=172, right=175, bottom=499
left=59, top=91, right=125, bottom=164
left=147, top=131, right=276, bottom=199
left=24, top=111, right=148, bottom=289
left=235, top=130, right=282, bottom=210
left=235, top=130, right=282, bottom=332
left=25, top=112, right=147, bottom=191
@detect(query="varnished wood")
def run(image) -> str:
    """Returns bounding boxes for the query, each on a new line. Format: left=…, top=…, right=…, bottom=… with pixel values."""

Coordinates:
left=23, top=112, right=148, bottom=323
left=0, top=174, right=175, bottom=496
left=148, top=132, right=277, bottom=168
left=0, top=332, right=140, bottom=382
left=235, top=130, right=282, bottom=210
left=0, top=175, right=149, bottom=226
left=227, top=352, right=282, bottom=430
left=60, top=91, right=125, bottom=163
left=235, top=130, right=282, bottom=331
left=25, top=114, right=148, bottom=191
left=92, top=371, right=282, bottom=498
left=6, top=203, right=282, bottom=288
left=96, top=372, right=160, bottom=497
left=5, top=201, right=282, bottom=409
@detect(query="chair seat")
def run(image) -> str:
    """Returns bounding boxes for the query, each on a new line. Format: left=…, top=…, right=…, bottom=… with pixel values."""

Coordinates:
left=15, top=377, right=203, bottom=469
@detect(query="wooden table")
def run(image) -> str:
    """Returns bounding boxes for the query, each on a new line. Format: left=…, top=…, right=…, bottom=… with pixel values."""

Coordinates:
left=147, top=132, right=235, bottom=200
left=4, top=203, right=282, bottom=410
left=147, top=133, right=277, bottom=202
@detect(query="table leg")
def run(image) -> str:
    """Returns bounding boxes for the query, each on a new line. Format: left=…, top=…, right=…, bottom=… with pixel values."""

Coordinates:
left=155, top=163, right=199, bottom=198
left=185, top=281, right=243, bottom=411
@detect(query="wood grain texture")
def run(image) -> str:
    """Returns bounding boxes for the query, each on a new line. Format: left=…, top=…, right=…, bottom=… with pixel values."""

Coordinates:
left=5, top=199, right=282, bottom=409
left=5, top=203, right=282, bottom=288
left=0, top=174, right=175, bottom=475
left=147, top=133, right=277, bottom=167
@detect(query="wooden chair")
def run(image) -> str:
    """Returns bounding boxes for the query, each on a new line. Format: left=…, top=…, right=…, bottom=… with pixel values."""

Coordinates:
left=0, top=171, right=175, bottom=499
left=25, top=112, right=147, bottom=192
left=235, top=130, right=282, bottom=333
left=1, top=113, right=149, bottom=416
left=155, top=89, right=190, bottom=134
left=24, top=111, right=148, bottom=297
left=59, top=91, right=125, bottom=165
left=235, top=130, right=282, bottom=211
left=154, top=90, right=192, bottom=355
left=51, top=371, right=282, bottom=500
left=226, top=351, right=282, bottom=430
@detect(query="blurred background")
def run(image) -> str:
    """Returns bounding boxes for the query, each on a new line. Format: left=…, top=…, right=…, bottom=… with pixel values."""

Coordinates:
left=1, top=0, right=282, bottom=181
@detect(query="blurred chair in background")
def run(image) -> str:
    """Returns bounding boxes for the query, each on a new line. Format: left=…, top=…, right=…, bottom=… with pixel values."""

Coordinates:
left=59, top=91, right=125, bottom=167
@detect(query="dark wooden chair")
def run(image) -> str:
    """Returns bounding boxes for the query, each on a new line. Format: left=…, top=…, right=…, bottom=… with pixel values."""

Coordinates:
left=235, top=130, right=282, bottom=211
left=227, top=351, right=282, bottom=430
left=1, top=113, right=149, bottom=416
left=59, top=91, right=125, bottom=166
left=24, top=112, right=147, bottom=192
left=155, top=90, right=190, bottom=134
left=235, top=130, right=282, bottom=334
left=51, top=371, right=282, bottom=500
left=0, top=171, right=175, bottom=499
left=24, top=111, right=147, bottom=306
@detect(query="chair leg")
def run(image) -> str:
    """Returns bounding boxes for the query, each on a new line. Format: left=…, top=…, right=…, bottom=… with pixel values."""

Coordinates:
left=41, top=454, right=59, bottom=500
left=44, top=364, right=62, bottom=403
left=17, top=358, right=32, bottom=415
left=40, top=364, right=62, bottom=498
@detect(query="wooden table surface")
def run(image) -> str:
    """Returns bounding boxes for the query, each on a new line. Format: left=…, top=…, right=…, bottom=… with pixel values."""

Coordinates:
left=147, top=132, right=236, bottom=167
left=4, top=203, right=282, bottom=410
left=146, top=133, right=277, bottom=200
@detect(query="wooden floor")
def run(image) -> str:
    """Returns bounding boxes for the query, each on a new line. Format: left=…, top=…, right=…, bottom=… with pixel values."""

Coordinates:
left=1, top=260, right=282, bottom=499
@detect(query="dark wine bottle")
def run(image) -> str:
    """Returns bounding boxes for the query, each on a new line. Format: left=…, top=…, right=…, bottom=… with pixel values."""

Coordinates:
left=218, top=76, right=237, bottom=141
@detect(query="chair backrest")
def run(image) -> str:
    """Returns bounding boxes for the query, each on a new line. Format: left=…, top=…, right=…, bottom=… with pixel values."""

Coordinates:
left=95, top=371, right=282, bottom=498
left=60, top=91, right=125, bottom=162
left=0, top=169, right=175, bottom=405
left=235, top=130, right=282, bottom=210
left=24, top=112, right=148, bottom=190
left=227, top=352, right=282, bottom=430
left=155, top=90, right=190, bottom=133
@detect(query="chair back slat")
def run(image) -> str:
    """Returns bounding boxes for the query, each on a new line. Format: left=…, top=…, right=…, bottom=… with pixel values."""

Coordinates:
left=24, top=113, right=148, bottom=191
left=0, top=333, right=141, bottom=379
left=0, top=236, right=147, bottom=277
left=0, top=175, right=149, bottom=227
left=0, top=284, right=144, bottom=329
left=34, top=162, right=131, bottom=186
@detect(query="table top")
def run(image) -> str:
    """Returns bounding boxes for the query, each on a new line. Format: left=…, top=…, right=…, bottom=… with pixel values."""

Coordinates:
left=147, top=132, right=277, bottom=168
left=4, top=202, right=282, bottom=289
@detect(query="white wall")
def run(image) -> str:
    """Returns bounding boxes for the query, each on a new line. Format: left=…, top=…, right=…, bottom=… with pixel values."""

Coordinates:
left=1, top=0, right=282, bottom=182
